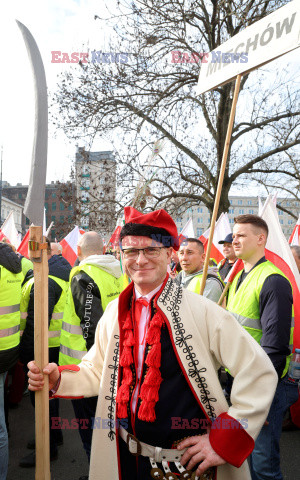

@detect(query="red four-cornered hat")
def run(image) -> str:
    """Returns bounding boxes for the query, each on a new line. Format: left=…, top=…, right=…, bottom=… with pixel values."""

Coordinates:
left=124, top=206, right=179, bottom=250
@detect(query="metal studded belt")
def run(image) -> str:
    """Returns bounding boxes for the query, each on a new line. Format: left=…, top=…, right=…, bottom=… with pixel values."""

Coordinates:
left=119, top=426, right=187, bottom=463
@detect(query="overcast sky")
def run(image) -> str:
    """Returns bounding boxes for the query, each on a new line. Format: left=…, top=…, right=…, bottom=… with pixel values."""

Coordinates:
left=0, top=0, right=113, bottom=186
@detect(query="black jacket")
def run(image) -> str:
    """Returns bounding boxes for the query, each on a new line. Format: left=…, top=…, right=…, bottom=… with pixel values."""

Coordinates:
left=20, top=255, right=71, bottom=365
left=0, top=243, right=22, bottom=373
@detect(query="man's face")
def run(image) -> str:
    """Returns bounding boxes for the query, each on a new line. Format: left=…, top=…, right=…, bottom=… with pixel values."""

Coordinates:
left=222, top=242, right=236, bottom=262
left=232, top=223, right=265, bottom=261
left=121, top=235, right=172, bottom=294
left=178, top=241, right=205, bottom=274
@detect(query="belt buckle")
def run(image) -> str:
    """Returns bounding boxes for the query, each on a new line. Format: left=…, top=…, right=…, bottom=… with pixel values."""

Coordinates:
left=126, top=432, right=142, bottom=456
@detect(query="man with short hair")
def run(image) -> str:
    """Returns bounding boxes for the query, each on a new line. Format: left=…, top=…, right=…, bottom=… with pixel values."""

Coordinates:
left=176, top=238, right=224, bottom=302
left=27, top=208, right=278, bottom=480
left=227, top=214, right=298, bottom=480
left=58, top=231, right=123, bottom=476
left=51, top=242, right=63, bottom=257
left=217, top=233, right=237, bottom=281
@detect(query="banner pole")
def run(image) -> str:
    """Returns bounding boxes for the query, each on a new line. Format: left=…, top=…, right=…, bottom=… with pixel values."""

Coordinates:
left=29, top=226, right=51, bottom=480
left=200, top=74, right=242, bottom=295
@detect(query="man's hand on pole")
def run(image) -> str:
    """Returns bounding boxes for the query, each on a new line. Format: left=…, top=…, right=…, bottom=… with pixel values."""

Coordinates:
left=27, top=361, right=60, bottom=392
left=178, top=430, right=226, bottom=476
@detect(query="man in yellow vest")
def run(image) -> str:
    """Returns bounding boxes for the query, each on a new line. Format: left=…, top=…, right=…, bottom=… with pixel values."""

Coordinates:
left=227, top=214, right=298, bottom=480
left=19, top=238, right=71, bottom=468
left=0, top=242, right=23, bottom=479
left=176, top=238, right=224, bottom=302
left=59, top=231, right=123, bottom=478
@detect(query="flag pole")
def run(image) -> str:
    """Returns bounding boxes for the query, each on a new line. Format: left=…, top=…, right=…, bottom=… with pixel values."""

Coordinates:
left=29, top=226, right=51, bottom=479
left=200, top=74, right=242, bottom=295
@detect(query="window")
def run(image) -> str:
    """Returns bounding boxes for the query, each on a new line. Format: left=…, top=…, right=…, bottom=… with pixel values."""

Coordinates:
left=197, top=207, right=203, bottom=213
left=229, top=208, right=234, bottom=214
left=52, top=202, right=56, bottom=210
left=60, top=202, right=65, bottom=211
left=279, top=219, right=283, bottom=225
left=239, top=209, right=244, bottom=214
left=288, top=220, right=293, bottom=225
left=278, top=210, right=283, bottom=215
left=52, top=193, right=56, bottom=198
left=230, top=200, right=233, bottom=205
left=247, top=200, right=252, bottom=206
left=286, top=201, right=290, bottom=206
left=68, top=204, right=73, bottom=211
left=26, top=217, right=30, bottom=225
left=238, top=200, right=243, bottom=205
left=45, top=202, right=48, bottom=211
left=18, top=193, right=22, bottom=199
left=60, top=215, right=64, bottom=222
left=51, top=215, right=56, bottom=222
left=229, top=218, right=234, bottom=224
left=248, top=209, right=254, bottom=214
left=198, top=218, right=203, bottom=224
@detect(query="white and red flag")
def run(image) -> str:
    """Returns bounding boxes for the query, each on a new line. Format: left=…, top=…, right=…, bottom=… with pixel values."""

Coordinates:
left=17, top=230, right=30, bottom=257
left=260, top=196, right=300, bottom=350
left=178, top=218, right=195, bottom=245
left=60, top=226, right=84, bottom=266
left=1, top=211, right=20, bottom=247
left=199, top=213, right=231, bottom=264
left=289, top=214, right=300, bottom=246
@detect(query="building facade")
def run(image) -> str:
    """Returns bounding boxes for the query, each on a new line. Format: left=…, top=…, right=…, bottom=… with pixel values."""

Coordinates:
left=2, top=181, right=76, bottom=240
left=175, top=196, right=299, bottom=240
left=75, top=147, right=116, bottom=239
left=1, top=196, right=23, bottom=232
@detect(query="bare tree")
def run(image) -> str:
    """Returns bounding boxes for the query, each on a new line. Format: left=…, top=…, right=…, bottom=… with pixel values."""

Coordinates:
left=52, top=0, right=300, bottom=218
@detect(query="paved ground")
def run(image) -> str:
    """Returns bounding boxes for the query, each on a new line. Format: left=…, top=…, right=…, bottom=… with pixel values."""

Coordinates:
left=6, top=394, right=300, bottom=480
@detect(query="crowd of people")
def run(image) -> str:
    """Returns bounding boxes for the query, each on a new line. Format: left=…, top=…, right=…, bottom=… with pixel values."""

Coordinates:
left=0, top=208, right=299, bottom=480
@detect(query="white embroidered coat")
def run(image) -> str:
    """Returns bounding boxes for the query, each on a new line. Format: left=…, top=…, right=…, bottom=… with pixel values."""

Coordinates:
left=55, top=278, right=277, bottom=480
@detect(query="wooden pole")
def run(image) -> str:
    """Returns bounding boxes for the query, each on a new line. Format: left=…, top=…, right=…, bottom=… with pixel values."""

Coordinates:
left=200, top=74, right=242, bottom=295
left=29, top=225, right=51, bottom=480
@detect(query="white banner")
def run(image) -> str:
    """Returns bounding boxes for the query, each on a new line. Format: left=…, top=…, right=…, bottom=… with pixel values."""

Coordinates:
left=197, top=0, right=300, bottom=95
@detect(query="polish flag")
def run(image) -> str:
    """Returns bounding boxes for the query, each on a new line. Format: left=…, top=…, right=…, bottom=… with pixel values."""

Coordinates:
left=260, top=196, right=300, bottom=350
left=0, top=229, right=10, bottom=243
left=200, top=213, right=231, bottom=264
left=59, top=226, right=84, bottom=266
left=108, top=226, right=122, bottom=246
left=1, top=211, right=20, bottom=247
left=289, top=214, right=300, bottom=246
left=17, top=230, right=30, bottom=257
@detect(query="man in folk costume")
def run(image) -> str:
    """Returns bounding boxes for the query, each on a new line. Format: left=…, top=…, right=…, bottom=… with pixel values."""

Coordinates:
left=27, top=207, right=278, bottom=480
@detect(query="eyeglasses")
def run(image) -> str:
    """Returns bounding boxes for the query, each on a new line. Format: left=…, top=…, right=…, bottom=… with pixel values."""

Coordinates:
left=121, top=246, right=166, bottom=260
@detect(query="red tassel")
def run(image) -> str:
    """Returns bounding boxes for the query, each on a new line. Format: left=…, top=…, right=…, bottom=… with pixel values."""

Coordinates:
left=117, top=402, right=128, bottom=419
left=116, top=383, right=130, bottom=403
left=123, top=313, right=133, bottom=330
left=146, top=344, right=161, bottom=368
left=143, top=367, right=163, bottom=386
left=122, top=366, right=133, bottom=384
left=146, top=326, right=161, bottom=345
left=139, top=384, right=160, bottom=402
left=124, top=329, right=134, bottom=346
left=120, top=346, right=133, bottom=367
left=138, top=400, right=156, bottom=422
left=151, top=312, right=164, bottom=328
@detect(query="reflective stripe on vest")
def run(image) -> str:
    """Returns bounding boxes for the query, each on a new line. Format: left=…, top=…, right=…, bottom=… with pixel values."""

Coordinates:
left=227, top=260, right=294, bottom=378
left=0, top=304, right=20, bottom=315
left=48, top=275, right=69, bottom=348
left=61, top=321, right=82, bottom=336
left=0, top=325, right=20, bottom=338
left=59, top=263, right=123, bottom=366
left=0, top=265, right=22, bottom=351
left=60, top=344, right=86, bottom=361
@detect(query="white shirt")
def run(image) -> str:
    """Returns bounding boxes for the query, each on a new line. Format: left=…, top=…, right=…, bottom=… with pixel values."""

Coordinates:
left=131, top=283, right=163, bottom=413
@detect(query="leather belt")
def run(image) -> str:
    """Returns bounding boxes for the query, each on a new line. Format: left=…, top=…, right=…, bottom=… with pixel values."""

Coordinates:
left=119, top=426, right=187, bottom=463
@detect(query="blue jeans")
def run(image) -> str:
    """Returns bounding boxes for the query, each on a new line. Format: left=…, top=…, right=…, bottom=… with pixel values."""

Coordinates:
left=0, top=372, right=8, bottom=480
left=250, top=377, right=299, bottom=480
